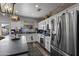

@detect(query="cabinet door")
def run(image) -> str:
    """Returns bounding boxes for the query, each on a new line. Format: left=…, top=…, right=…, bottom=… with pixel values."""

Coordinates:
left=45, top=36, right=51, bottom=52
left=26, top=34, right=31, bottom=42
left=45, top=37, right=48, bottom=50
left=47, top=37, right=51, bottom=52
left=37, top=34, right=41, bottom=43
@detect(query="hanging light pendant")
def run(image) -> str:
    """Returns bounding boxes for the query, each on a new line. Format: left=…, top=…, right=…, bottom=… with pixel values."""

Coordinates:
left=0, top=3, right=14, bottom=14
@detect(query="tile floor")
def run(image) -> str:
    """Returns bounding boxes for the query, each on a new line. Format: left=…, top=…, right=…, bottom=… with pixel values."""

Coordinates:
left=18, top=42, right=49, bottom=56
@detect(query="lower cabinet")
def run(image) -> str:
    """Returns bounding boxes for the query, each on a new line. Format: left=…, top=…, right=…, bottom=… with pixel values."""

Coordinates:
left=45, top=36, right=51, bottom=52
left=37, top=34, right=51, bottom=52
left=37, top=34, right=41, bottom=43
left=26, top=33, right=38, bottom=42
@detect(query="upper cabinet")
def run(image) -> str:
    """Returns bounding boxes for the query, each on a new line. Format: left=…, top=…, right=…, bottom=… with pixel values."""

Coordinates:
left=38, top=20, right=46, bottom=30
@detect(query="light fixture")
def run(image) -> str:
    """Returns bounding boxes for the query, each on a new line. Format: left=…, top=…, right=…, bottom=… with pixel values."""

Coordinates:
left=35, top=5, right=42, bottom=12
left=0, top=3, right=15, bottom=14
left=11, top=15, right=20, bottom=21
left=35, top=5, right=39, bottom=8
left=16, top=11, right=19, bottom=13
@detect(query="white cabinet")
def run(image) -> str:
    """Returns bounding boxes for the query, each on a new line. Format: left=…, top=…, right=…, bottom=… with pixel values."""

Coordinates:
left=32, top=33, right=38, bottom=42
left=38, top=19, right=51, bottom=30
left=38, top=21, right=43, bottom=30
left=38, top=20, right=46, bottom=30
left=25, top=34, right=29, bottom=42
left=26, top=34, right=32, bottom=42
left=45, top=36, right=51, bottom=52
left=26, top=33, right=38, bottom=42
left=38, top=18, right=51, bottom=52
left=37, top=34, right=41, bottom=43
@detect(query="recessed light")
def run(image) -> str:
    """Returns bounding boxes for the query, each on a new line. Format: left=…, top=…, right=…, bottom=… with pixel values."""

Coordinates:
left=16, top=11, right=19, bottom=12
left=35, top=5, right=39, bottom=8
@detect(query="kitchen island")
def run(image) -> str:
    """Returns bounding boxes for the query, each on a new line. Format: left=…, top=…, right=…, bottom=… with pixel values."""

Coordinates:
left=0, top=35, right=29, bottom=56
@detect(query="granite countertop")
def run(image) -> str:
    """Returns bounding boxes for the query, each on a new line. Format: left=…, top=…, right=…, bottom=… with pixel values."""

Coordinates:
left=0, top=35, right=29, bottom=56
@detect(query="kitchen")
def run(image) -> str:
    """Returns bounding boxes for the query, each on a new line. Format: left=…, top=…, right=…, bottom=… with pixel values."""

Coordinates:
left=0, top=3, right=79, bottom=56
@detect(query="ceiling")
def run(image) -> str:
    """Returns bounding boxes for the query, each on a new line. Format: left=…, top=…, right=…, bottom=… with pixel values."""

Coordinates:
left=14, top=3, right=75, bottom=18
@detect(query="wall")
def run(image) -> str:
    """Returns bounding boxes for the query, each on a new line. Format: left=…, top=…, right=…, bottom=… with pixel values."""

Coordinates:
left=11, top=16, right=38, bottom=29
left=0, top=14, right=38, bottom=29
left=0, top=14, right=10, bottom=22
